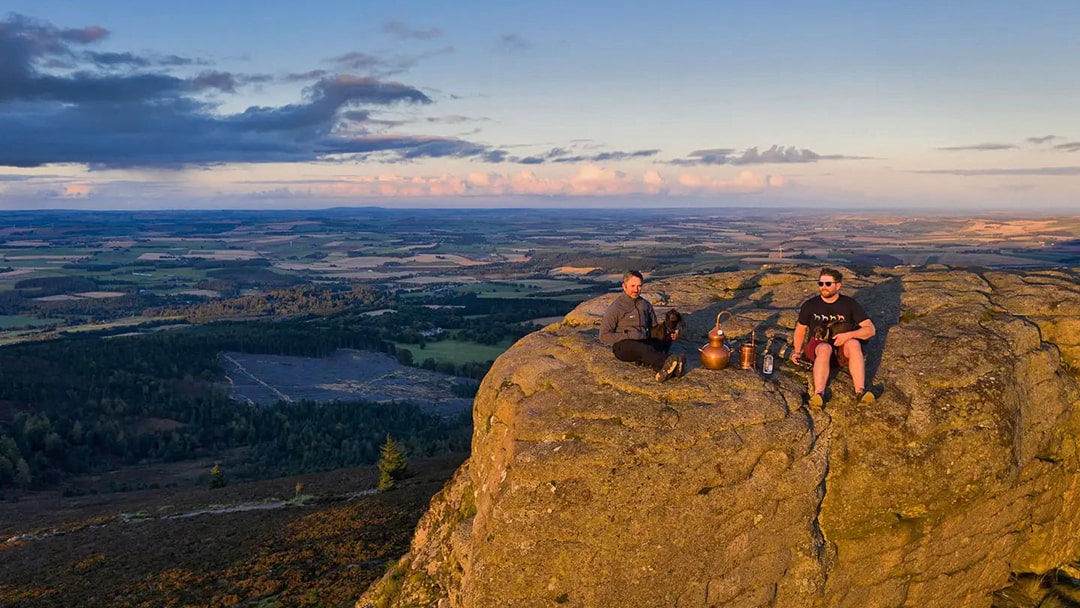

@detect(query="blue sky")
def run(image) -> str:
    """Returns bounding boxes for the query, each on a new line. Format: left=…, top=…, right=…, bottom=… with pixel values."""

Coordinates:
left=1, top=1, right=1079, bottom=210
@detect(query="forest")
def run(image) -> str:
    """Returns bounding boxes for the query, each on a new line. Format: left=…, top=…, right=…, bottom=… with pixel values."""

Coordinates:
left=0, top=325, right=467, bottom=492
left=0, top=285, right=578, bottom=492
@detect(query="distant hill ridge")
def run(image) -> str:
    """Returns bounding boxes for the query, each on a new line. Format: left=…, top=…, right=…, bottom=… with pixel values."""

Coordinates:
left=359, top=265, right=1080, bottom=608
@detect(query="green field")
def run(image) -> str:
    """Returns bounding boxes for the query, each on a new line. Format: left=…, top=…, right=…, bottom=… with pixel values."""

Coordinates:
left=0, top=315, right=55, bottom=329
left=454, top=282, right=540, bottom=297
left=396, top=338, right=516, bottom=365
left=0, top=246, right=91, bottom=256
left=86, top=247, right=170, bottom=264
left=454, top=279, right=589, bottom=297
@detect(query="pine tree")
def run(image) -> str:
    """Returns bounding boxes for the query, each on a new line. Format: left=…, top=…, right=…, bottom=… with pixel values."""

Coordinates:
left=210, top=463, right=227, bottom=489
left=377, top=435, right=407, bottom=491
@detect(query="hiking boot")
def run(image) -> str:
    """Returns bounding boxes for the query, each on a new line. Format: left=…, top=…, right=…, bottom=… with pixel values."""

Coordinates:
left=856, top=390, right=875, bottom=406
left=675, top=354, right=686, bottom=378
left=808, top=393, right=824, bottom=408
left=656, top=355, right=680, bottom=383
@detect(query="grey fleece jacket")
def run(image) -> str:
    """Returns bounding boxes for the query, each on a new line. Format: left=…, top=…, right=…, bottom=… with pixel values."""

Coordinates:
left=599, top=293, right=656, bottom=345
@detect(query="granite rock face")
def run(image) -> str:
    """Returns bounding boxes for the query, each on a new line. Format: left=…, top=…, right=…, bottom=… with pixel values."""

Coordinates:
left=359, top=266, right=1080, bottom=608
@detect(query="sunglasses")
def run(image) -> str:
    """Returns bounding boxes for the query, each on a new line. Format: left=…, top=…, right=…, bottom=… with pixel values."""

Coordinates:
left=817, top=281, right=836, bottom=287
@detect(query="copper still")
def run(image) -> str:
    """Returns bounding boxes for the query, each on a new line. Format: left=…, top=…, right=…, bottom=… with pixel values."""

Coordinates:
left=699, top=310, right=733, bottom=370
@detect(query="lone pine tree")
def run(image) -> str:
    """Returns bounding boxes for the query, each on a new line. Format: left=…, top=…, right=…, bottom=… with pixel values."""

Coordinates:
left=377, top=435, right=408, bottom=491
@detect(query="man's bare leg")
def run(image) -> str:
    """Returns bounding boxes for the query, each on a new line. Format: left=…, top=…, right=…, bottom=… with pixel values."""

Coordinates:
left=813, top=343, right=832, bottom=395
left=843, top=341, right=874, bottom=405
left=844, top=340, right=866, bottom=392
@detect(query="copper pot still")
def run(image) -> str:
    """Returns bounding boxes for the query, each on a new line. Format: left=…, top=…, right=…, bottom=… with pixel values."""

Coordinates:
left=699, top=311, right=733, bottom=370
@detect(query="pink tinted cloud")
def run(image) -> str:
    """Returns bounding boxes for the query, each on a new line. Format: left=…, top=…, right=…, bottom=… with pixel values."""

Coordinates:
left=62, top=184, right=92, bottom=197
left=304, top=164, right=786, bottom=198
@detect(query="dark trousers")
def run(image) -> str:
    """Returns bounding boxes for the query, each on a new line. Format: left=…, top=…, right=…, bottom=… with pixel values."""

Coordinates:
left=613, top=339, right=669, bottom=370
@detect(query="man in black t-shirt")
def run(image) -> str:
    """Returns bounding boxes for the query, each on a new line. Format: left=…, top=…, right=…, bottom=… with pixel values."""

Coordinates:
left=791, top=268, right=876, bottom=407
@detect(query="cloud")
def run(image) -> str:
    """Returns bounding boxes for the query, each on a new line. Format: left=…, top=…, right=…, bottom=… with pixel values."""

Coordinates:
left=84, top=51, right=150, bottom=68
left=502, top=147, right=660, bottom=165
left=326, top=46, right=453, bottom=77
left=331, top=51, right=387, bottom=72
left=670, top=145, right=863, bottom=165
left=495, top=34, right=532, bottom=53
left=0, top=14, right=494, bottom=169
left=190, top=70, right=241, bottom=93
left=938, top=136, right=1079, bottom=152
left=1000, top=184, right=1036, bottom=192
left=241, top=165, right=788, bottom=199
left=673, top=170, right=785, bottom=192
left=554, top=149, right=660, bottom=164
left=914, top=167, right=1080, bottom=176
left=61, top=183, right=91, bottom=197
left=426, top=114, right=490, bottom=125
left=937, top=143, right=1017, bottom=151
left=1027, top=135, right=1060, bottom=145
left=284, top=69, right=331, bottom=83
left=383, top=20, right=443, bottom=40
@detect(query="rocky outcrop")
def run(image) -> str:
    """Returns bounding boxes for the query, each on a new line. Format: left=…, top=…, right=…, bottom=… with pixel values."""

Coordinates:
left=359, top=266, right=1080, bottom=608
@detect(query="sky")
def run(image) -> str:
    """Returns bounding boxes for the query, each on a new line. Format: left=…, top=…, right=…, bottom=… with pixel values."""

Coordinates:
left=1, top=1, right=1079, bottom=211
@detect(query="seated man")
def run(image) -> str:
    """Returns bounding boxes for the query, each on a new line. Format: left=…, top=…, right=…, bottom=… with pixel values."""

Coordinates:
left=790, top=267, right=876, bottom=407
left=600, top=270, right=684, bottom=382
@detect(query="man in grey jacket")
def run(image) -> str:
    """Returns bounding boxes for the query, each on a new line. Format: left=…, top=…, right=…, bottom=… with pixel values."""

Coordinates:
left=600, top=270, right=683, bottom=382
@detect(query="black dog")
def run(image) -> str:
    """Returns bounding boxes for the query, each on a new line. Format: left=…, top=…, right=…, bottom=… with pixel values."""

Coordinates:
left=813, top=320, right=857, bottom=367
left=650, top=308, right=684, bottom=354
left=814, top=320, right=856, bottom=344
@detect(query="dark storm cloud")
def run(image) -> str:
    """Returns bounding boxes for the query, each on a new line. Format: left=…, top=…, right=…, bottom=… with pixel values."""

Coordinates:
left=0, top=13, right=501, bottom=169
left=937, top=143, right=1017, bottom=151
left=669, top=145, right=862, bottom=166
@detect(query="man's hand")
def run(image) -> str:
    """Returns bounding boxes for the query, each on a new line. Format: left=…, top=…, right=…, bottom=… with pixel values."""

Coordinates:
left=668, top=329, right=679, bottom=341
left=790, top=350, right=801, bottom=363
left=832, top=332, right=854, bottom=347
